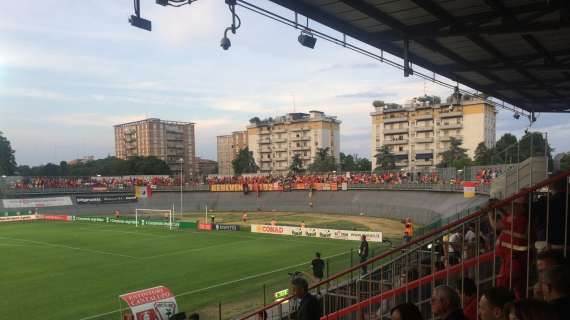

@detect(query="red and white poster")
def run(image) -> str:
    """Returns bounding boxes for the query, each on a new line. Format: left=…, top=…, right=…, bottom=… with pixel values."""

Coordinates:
left=119, top=286, right=178, bottom=320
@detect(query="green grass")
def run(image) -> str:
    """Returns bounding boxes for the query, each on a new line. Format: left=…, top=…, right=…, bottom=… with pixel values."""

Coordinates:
left=0, top=221, right=388, bottom=320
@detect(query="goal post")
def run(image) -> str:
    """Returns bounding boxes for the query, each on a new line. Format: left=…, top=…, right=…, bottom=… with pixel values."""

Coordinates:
left=134, top=208, right=174, bottom=230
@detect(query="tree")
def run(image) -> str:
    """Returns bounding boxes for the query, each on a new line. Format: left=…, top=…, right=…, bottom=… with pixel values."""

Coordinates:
left=340, top=152, right=355, bottom=171
left=289, top=154, right=304, bottom=174
left=416, top=95, right=441, bottom=105
left=438, top=137, right=471, bottom=169
left=374, top=145, right=396, bottom=171
left=0, top=131, right=17, bottom=175
left=355, top=157, right=372, bottom=172
left=308, top=147, right=336, bottom=173
left=474, top=142, right=491, bottom=165
left=560, top=153, right=570, bottom=171
left=493, top=133, right=518, bottom=163
left=518, top=132, right=553, bottom=161
left=232, top=147, right=258, bottom=175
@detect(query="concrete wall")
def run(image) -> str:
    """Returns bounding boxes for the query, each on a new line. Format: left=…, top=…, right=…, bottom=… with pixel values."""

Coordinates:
left=2, top=190, right=488, bottom=225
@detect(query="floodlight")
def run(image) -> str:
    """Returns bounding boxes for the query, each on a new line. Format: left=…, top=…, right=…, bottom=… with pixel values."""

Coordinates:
left=298, top=31, right=317, bottom=49
left=514, top=112, right=520, bottom=119
left=129, top=15, right=152, bottom=31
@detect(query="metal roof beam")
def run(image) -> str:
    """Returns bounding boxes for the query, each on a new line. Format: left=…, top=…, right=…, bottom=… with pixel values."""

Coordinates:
left=372, top=21, right=570, bottom=41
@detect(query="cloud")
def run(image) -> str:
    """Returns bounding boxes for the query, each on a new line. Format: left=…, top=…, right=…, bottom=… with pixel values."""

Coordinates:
left=336, top=90, right=397, bottom=99
left=0, top=87, right=72, bottom=101
left=45, top=113, right=148, bottom=127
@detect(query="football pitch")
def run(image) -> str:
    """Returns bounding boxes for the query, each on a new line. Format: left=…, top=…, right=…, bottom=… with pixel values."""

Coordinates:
left=0, top=220, right=387, bottom=320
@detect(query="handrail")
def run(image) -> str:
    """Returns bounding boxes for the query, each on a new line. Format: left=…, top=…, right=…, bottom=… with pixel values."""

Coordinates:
left=238, top=169, right=570, bottom=320
left=322, top=252, right=494, bottom=319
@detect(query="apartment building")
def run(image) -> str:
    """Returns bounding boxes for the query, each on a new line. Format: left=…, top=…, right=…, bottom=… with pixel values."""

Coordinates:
left=216, top=131, right=248, bottom=176
left=247, top=111, right=341, bottom=174
left=114, top=118, right=196, bottom=177
left=371, top=97, right=496, bottom=171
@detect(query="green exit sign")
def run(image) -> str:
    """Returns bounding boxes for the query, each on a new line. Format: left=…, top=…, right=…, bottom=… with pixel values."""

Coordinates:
left=274, top=288, right=289, bottom=300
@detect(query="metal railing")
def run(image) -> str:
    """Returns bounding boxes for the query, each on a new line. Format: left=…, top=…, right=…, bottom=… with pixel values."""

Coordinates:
left=237, top=170, right=570, bottom=320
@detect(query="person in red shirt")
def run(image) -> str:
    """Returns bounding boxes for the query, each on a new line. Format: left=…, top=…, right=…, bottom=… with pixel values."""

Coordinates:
left=488, top=197, right=528, bottom=299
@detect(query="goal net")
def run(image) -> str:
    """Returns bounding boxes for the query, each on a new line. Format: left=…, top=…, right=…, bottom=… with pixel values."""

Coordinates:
left=134, top=208, right=174, bottom=230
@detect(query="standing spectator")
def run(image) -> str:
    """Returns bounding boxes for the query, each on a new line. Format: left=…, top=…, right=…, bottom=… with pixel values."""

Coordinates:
left=430, top=285, right=468, bottom=320
left=447, top=231, right=462, bottom=266
left=358, top=235, right=369, bottom=275
left=311, top=252, right=325, bottom=282
left=488, top=197, right=528, bottom=298
left=459, top=278, right=477, bottom=320
left=291, top=277, right=320, bottom=320
left=403, top=217, right=414, bottom=242
left=541, top=265, right=570, bottom=320
left=390, top=303, right=423, bottom=320
left=271, top=218, right=277, bottom=226
left=478, top=287, right=515, bottom=320
left=242, top=212, right=248, bottom=223
left=504, top=299, right=558, bottom=320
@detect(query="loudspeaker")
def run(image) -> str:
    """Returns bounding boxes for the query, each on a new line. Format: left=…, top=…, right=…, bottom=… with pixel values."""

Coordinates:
left=298, top=33, right=317, bottom=49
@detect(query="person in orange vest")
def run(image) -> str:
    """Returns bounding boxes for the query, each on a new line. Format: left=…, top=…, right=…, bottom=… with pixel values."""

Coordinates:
left=403, top=217, right=414, bottom=242
left=488, top=197, right=528, bottom=299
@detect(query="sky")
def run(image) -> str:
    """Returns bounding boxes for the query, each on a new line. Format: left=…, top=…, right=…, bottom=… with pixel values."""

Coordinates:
left=0, top=0, right=569, bottom=166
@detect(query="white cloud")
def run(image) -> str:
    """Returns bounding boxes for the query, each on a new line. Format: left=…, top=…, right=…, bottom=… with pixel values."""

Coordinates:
left=0, top=87, right=72, bottom=101
left=45, top=113, right=148, bottom=127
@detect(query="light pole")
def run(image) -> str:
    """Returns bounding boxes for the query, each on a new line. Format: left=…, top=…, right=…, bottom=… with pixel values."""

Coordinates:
left=179, top=158, right=184, bottom=216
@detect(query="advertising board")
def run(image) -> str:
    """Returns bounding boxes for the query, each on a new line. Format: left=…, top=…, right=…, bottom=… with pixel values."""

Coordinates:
left=198, top=223, right=212, bottom=231
left=214, top=224, right=240, bottom=231
left=251, top=224, right=382, bottom=242
left=2, top=196, right=73, bottom=208
left=0, top=215, right=40, bottom=223
left=119, top=286, right=178, bottom=320
left=76, top=194, right=137, bottom=205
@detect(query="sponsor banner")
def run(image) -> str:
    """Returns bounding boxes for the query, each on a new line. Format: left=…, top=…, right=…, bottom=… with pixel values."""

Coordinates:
left=463, top=181, right=477, bottom=198
left=214, top=224, right=240, bottom=231
left=76, top=194, right=137, bottom=205
left=92, top=187, right=108, bottom=192
left=2, top=196, right=73, bottom=208
left=198, top=223, right=212, bottom=231
left=251, top=224, right=382, bottom=242
left=73, top=216, right=106, bottom=223
left=120, top=286, right=178, bottom=320
left=42, top=215, right=71, bottom=221
left=2, top=210, right=36, bottom=217
left=0, top=214, right=41, bottom=223
left=135, top=186, right=152, bottom=199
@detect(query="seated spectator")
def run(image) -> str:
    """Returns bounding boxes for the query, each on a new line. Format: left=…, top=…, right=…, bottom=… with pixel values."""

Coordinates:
left=478, top=287, right=515, bottom=320
left=390, top=303, right=423, bottom=320
left=459, top=278, right=477, bottom=320
left=430, top=285, right=468, bottom=320
left=256, top=310, right=267, bottom=320
left=503, top=299, right=558, bottom=320
left=533, top=251, right=567, bottom=300
left=291, top=277, right=320, bottom=320
left=541, top=265, right=570, bottom=320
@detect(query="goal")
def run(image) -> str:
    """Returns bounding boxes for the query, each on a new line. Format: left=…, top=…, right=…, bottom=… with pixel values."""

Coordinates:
left=134, top=208, right=174, bottom=230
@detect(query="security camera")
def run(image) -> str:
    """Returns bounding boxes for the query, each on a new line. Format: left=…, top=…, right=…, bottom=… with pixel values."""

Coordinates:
left=220, top=36, right=231, bottom=50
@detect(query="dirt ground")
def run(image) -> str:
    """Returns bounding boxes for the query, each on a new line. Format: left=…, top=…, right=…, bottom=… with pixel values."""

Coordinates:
left=173, top=211, right=413, bottom=239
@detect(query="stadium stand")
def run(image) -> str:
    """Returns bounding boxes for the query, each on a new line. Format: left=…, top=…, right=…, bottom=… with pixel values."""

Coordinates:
left=237, top=170, right=570, bottom=320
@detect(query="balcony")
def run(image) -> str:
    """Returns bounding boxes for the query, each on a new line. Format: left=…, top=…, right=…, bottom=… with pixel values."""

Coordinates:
left=273, top=146, right=288, bottom=152
left=384, top=116, right=408, bottom=124
left=260, top=147, right=272, bottom=152
left=260, top=158, right=272, bottom=162
left=416, top=160, right=434, bottom=166
left=393, top=150, right=409, bottom=156
left=439, top=135, right=463, bottom=142
left=439, top=111, right=463, bottom=118
left=383, top=127, right=409, bottom=134
left=415, top=125, right=433, bottom=132
left=384, top=139, right=408, bottom=145
left=416, top=114, right=433, bottom=120
left=395, top=161, right=409, bottom=167
left=259, top=138, right=271, bottom=144
left=439, top=123, right=463, bottom=130
left=414, top=149, right=434, bottom=155
left=272, top=137, right=287, bottom=143
left=291, top=136, right=310, bottom=141
left=291, top=145, right=310, bottom=151
left=415, top=137, right=434, bottom=143
left=291, top=127, right=310, bottom=132
left=272, top=128, right=287, bottom=133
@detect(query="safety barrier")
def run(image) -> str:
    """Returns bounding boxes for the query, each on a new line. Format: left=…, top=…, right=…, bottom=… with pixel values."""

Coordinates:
left=238, top=169, right=570, bottom=320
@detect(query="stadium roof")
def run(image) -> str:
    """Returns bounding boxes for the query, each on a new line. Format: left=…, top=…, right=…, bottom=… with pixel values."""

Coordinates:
left=266, top=0, right=570, bottom=113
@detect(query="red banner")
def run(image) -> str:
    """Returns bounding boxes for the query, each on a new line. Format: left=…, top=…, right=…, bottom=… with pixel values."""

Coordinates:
left=42, top=215, right=71, bottom=221
left=198, top=223, right=212, bottom=231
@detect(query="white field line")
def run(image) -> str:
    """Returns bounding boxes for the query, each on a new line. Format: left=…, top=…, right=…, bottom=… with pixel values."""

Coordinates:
left=0, top=236, right=139, bottom=260
left=78, top=250, right=350, bottom=320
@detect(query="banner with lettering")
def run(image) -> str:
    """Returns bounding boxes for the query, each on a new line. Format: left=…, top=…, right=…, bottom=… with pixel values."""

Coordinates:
left=119, top=286, right=178, bottom=320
